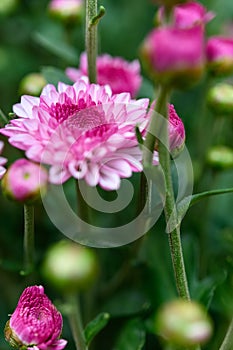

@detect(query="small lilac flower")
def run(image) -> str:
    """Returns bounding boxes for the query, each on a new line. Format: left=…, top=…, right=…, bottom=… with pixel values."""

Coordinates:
left=0, top=77, right=149, bottom=190
left=5, top=285, right=67, bottom=350
left=140, top=25, right=205, bottom=87
left=0, top=140, right=7, bottom=179
left=66, top=52, right=142, bottom=97
left=2, top=158, right=48, bottom=203
left=206, top=36, right=233, bottom=76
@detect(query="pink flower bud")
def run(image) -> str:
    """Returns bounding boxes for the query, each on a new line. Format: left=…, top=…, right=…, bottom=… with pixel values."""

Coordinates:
left=168, top=104, right=185, bottom=156
left=157, top=1, right=214, bottom=28
left=173, top=1, right=214, bottom=28
left=5, top=285, right=67, bottom=350
left=2, top=158, right=48, bottom=203
left=48, top=0, right=84, bottom=23
left=0, top=141, right=7, bottom=179
left=140, top=25, right=205, bottom=88
left=206, top=36, right=233, bottom=76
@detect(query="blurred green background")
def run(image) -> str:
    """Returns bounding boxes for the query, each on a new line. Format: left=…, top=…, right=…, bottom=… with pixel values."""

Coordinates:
left=0, top=0, right=233, bottom=349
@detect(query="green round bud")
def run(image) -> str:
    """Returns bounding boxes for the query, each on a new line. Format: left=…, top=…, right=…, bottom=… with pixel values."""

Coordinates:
left=207, top=83, right=233, bottom=116
left=42, top=240, right=99, bottom=292
left=206, top=145, right=233, bottom=169
left=19, top=73, right=47, bottom=97
left=0, top=0, right=18, bottom=16
left=155, top=299, right=212, bottom=347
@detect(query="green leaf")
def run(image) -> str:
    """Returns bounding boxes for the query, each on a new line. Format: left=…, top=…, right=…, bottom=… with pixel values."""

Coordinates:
left=33, top=31, right=78, bottom=64
left=41, top=66, right=72, bottom=86
left=192, top=272, right=227, bottom=309
left=84, top=312, right=110, bottom=345
left=113, top=319, right=146, bottom=350
left=190, top=187, right=233, bottom=206
left=177, top=187, right=233, bottom=223
left=102, top=289, right=150, bottom=317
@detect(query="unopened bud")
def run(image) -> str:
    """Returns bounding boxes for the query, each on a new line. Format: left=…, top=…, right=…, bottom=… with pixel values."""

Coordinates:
left=207, top=83, right=233, bottom=116
left=206, top=145, right=233, bottom=169
left=207, top=37, right=233, bottom=76
left=19, top=73, right=47, bottom=97
left=140, top=26, right=205, bottom=88
left=155, top=299, right=212, bottom=347
left=1, top=159, right=48, bottom=203
left=0, top=0, right=18, bottom=16
left=42, top=240, right=98, bottom=292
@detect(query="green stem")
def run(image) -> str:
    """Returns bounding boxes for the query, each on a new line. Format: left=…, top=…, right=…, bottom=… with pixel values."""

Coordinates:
left=219, top=317, right=233, bottom=350
left=76, top=180, right=90, bottom=224
left=66, top=293, right=88, bottom=350
left=22, top=204, right=35, bottom=274
left=142, top=86, right=190, bottom=300
left=85, top=0, right=98, bottom=83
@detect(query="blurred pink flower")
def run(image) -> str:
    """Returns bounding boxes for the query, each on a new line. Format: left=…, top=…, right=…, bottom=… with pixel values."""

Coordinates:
left=48, top=0, right=83, bottom=21
left=5, top=285, right=67, bottom=350
left=0, top=140, right=7, bottom=179
left=2, top=159, right=48, bottom=203
left=140, top=25, right=205, bottom=87
left=206, top=36, right=233, bottom=75
left=0, top=77, right=149, bottom=190
left=156, top=1, right=214, bottom=29
left=173, top=1, right=214, bottom=28
left=66, top=52, right=142, bottom=97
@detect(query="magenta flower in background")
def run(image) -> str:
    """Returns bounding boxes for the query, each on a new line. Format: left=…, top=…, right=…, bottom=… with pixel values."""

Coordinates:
left=66, top=52, right=142, bottom=97
left=0, top=140, right=7, bottom=179
left=173, top=1, right=214, bottom=28
left=140, top=25, right=205, bottom=87
left=0, top=77, right=149, bottom=190
left=5, top=285, right=67, bottom=350
left=206, top=36, right=233, bottom=76
left=2, top=159, right=48, bottom=203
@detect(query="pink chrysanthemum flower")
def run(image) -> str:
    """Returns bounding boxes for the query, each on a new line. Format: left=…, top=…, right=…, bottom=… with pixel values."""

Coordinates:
left=66, top=52, right=142, bottom=97
left=0, top=77, right=149, bottom=190
left=5, top=285, right=67, bottom=350
left=0, top=140, right=7, bottom=179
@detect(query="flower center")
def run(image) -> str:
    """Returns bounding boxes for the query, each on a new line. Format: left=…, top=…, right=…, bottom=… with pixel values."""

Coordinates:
left=67, top=106, right=107, bottom=131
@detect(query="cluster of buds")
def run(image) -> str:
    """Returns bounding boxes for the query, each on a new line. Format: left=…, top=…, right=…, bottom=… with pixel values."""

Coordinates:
left=141, top=1, right=233, bottom=88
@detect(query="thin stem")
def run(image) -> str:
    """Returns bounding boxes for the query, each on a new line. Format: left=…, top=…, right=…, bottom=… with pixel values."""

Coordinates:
left=66, top=293, right=88, bottom=350
left=142, top=86, right=190, bottom=300
left=219, top=317, right=233, bottom=350
left=76, top=180, right=90, bottom=224
left=85, top=0, right=98, bottom=83
left=22, top=204, right=35, bottom=274
left=0, top=107, right=8, bottom=125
